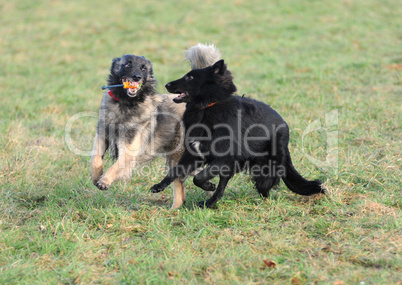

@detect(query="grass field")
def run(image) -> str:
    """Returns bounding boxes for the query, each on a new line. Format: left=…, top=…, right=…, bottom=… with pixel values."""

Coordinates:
left=0, top=0, right=401, bottom=284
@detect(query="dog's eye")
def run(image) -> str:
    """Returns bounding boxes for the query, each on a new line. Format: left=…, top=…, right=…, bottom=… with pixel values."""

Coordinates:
left=124, top=64, right=131, bottom=69
left=141, top=65, right=146, bottom=71
left=186, top=75, right=194, bottom=80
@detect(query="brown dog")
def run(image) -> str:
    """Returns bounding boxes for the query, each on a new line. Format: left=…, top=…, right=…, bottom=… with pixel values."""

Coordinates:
left=90, top=54, right=187, bottom=208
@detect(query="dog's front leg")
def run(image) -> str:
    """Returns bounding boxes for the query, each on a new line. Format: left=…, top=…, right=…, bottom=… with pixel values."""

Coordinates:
left=90, top=133, right=108, bottom=185
left=198, top=174, right=231, bottom=208
left=195, top=161, right=234, bottom=208
left=171, top=179, right=185, bottom=209
left=151, top=151, right=201, bottom=193
left=150, top=165, right=185, bottom=193
left=96, top=131, right=147, bottom=190
left=96, top=155, right=141, bottom=190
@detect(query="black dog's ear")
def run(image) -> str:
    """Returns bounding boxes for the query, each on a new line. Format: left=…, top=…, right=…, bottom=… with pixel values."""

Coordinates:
left=111, top=57, right=121, bottom=73
left=212, top=59, right=226, bottom=75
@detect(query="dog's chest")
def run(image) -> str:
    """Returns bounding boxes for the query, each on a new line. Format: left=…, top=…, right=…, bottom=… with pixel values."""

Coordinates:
left=189, top=140, right=204, bottom=158
left=104, top=103, right=154, bottom=144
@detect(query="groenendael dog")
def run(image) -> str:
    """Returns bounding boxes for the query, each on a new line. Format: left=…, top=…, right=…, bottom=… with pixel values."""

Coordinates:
left=151, top=58, right=324, bottom=208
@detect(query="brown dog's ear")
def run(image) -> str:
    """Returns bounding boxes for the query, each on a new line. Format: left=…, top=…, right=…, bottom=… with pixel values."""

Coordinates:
left=110, top=57, right=121, bottom=74
left=212, top=59, right=226, bottom=75
left=137, top=56, right=154, bottom=77
left=146, top=59, right=154, bottom=77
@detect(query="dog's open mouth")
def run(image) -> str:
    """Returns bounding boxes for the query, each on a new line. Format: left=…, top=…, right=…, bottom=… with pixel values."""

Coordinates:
left=122, top=78, right=142, bottom=97
left=173, top=92, right=189, bottom=103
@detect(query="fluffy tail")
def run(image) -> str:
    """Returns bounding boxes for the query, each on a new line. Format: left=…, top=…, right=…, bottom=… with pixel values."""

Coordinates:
left=281, top=148, right=325, bottom=195
left=186, top=43, right=222, bottom=70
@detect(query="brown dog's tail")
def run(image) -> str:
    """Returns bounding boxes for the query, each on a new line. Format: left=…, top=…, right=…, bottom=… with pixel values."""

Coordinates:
left=186, top=43, right=222, bottom=70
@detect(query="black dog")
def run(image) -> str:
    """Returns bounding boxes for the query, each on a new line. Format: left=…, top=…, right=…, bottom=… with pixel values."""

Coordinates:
left=151, top=59, right=324, bottom=208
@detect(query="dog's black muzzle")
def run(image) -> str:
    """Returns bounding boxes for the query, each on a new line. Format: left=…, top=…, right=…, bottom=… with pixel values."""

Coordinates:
left=165, top=82, right=172, bottom=91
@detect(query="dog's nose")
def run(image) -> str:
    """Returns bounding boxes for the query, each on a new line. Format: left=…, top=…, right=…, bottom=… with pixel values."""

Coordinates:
left=165, top=82, right=171, bottom=89
left=133, top=74, right=142, bottom=81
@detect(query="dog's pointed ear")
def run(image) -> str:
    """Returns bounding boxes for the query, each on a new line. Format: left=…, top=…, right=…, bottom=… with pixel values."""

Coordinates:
left=111, top=57, right=121, bottom=74
left=212, top=59, right=226, bottom=75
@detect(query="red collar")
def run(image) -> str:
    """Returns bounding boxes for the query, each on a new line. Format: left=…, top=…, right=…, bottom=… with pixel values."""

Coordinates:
left=108, top=90, right=119, bottom=102
left=201, top=102, right=217, bottom=109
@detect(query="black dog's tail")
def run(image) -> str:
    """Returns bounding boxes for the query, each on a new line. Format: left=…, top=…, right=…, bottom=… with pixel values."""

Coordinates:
left=281, top=148, right=324, bottom=195
left=186, top=43, right=222, bottom=70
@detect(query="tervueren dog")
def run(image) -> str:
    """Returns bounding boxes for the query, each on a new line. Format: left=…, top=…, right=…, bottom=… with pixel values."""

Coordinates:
left=151, top=44, right=325, bottom=208
left=90, top=50, right=219, bottom=209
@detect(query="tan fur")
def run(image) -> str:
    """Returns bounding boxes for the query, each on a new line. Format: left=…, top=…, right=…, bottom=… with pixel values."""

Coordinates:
left=171, top=179, right=186, bottom=209
left=90, top=134, right=107, bottom=184
left=91, top=91, right=188, bottom=209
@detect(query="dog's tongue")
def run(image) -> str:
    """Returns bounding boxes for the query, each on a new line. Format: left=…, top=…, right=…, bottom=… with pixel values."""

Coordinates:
left=130, top=82, right=140, bottom=88
left=175, top=93, right=186, bottom=100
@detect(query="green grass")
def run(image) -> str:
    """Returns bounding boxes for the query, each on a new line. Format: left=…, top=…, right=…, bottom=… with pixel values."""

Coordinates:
left=1, top=0, right=401, bottom=283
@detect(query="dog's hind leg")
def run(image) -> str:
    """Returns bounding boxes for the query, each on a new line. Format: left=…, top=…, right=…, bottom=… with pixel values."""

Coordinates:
left=251, top=159, right=281, bottom=198
left=253, top=175, right=280, bottom=198
left=167, top=153, right=186, bottom=209
left=171, top=179, right=186, bottom=209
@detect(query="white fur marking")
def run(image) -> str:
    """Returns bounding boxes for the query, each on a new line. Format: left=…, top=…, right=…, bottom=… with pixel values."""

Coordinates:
left=191, top=140, right=204, bottom=158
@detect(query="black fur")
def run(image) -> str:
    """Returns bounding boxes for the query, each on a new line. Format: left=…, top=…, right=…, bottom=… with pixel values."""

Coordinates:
left=150, top=60, right=324, bottom=208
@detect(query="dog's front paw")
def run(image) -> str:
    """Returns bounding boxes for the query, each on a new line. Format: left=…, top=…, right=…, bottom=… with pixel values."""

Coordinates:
left=91, top=171, right=103, bottom=186
left=197, top=200, right=211, bottom=208
left=96, top=177, right=111, bottom=191
left=150, top=183, right=165, bottom=193
left=197, top=200, right=207, bottom=208
left=197, top=198, right=220, bottom=208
